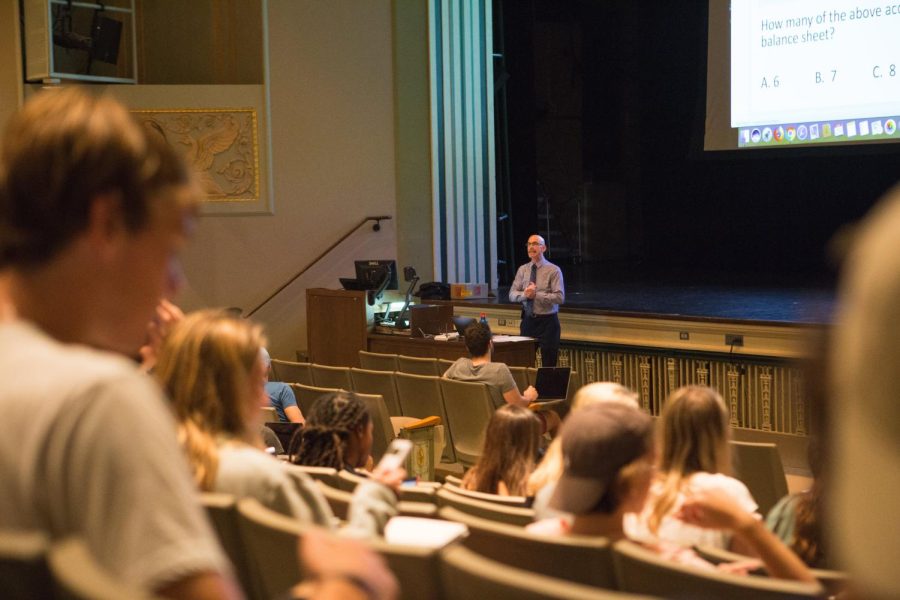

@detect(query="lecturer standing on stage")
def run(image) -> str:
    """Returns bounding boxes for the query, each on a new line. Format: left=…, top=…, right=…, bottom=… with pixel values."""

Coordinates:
left=509, top=234, right=565, bottom=367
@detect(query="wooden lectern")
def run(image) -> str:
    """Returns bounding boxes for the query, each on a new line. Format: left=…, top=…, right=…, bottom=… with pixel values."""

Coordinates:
left=306, top=288, right=374, bottom=366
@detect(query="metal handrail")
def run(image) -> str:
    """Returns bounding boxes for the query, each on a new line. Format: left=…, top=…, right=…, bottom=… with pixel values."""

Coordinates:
left=244, top=215, right=391, bottom=318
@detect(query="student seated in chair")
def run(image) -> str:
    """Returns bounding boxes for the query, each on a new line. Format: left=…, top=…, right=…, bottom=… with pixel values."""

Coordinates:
left=624, top=386, right=761, bottom=553
left=528, top=403, right=818, bottom=586
left=157, top=310, right=402, bottom=538
left=527, top=382, right=640, bottom=517
left=0, top=88, right=239, bottom=599
left=443, top=322, right=560, bottom=435
left=461, top=405, right=542, bottom=496
left=260, top=347, right=305, bottom=424
left=291, top=391, right=382, bottom=473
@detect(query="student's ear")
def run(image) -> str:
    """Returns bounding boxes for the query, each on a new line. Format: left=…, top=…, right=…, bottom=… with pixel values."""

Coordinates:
left=84, top=192, right=127, bottom=260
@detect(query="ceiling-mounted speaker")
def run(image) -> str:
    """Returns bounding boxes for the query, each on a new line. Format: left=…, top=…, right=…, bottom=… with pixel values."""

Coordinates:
left=22, top=0, right=136, bottom=84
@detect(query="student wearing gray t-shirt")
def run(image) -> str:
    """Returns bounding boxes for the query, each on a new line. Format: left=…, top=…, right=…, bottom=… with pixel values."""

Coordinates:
left=443, top=322, right=538, bottom=409
left=444, top=323, right=563, bottom=437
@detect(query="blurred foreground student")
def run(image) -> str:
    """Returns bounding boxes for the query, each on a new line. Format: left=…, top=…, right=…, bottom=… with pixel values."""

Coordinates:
left=0, top=88, right=238, bottom=599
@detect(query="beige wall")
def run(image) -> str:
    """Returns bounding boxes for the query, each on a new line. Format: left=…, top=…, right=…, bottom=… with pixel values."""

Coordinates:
left=137, top=0, right=264, bottom=84
left=1, top=0, right=435, bottom=361
left=393, top=0, right=435, bottom=283
left=177, top=0, right=403, bottom=360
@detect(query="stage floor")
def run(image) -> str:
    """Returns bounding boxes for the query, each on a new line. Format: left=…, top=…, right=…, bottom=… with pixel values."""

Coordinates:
left=496, top=280, right=835, bottom=325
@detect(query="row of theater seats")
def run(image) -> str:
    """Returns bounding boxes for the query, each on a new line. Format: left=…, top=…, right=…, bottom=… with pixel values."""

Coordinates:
left=268, top=359, right=551, bottom=474
left=203, top=464, right=846, bottom=600
left=0, top=471, right=847, bottom=599
left=0, top=531, right=161, bottom=600
left=273, top=351, right=580, bottom=407
left=269, top=357, right=790, bottom=515
left=269, top=353, right=578, bottom=466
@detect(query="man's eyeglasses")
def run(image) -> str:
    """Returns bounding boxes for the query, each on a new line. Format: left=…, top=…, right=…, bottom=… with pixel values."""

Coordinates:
left=527, top=242, right=542, bottom=247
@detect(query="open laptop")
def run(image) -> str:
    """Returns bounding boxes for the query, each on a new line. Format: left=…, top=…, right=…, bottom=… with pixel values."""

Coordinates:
left=452, top=315, right=477, bottom=337
left=533, top=366, right=571, bottom=402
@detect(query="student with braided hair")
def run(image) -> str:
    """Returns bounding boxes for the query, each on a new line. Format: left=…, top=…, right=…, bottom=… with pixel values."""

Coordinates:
left=291, top=392, right=375, bottom=471
left=157, top=310, right=401, bottom=538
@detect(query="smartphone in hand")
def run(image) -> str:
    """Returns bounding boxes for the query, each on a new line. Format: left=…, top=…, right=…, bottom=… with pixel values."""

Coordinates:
left=376, top=438, right=413, bottom=472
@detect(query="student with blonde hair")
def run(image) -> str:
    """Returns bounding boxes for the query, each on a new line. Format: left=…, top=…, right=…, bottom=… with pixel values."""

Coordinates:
left=157, top=310, right=399, bottom=536
left=625, top=385, right=759, bottom=551
left=461, top=405, right=542, bottom=496
left=529, top=403, right=817, bottom=587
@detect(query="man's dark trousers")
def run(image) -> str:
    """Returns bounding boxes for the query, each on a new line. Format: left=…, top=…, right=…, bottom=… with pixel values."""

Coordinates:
left=521, top=312, right=560, bottom=367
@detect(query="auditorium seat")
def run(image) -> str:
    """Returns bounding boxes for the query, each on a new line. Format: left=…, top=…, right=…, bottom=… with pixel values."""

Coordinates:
left=435, top=488, right=534, bottom=527
left=693, top=544, right=848, bottom=597
left=444, top=474, right=464, bottom=486
left=235, top=498, right=308, bottom=600
left=440, top=544, right=647, bottom=600
left=729, top=441, right=790, bottom=515
left=260, top=406, right=278, bottom=423
left=337, top=470, right=439, bottom=504
left=441, top=483, right=528, bottom=507
left=438, top=378, right=495, bottom=467
left=395, top=373, right=457, bottom=464
left=237, top=497, right=444, bottom=600
left=369, top=536, right=445, bottom=600
left=437, top=358, right=455, bottom=375
left=288, top=383, right=340, bottom=419
left=350, top=367, right=403, bottom=416
left=359, top=350, right=399, bottom=371
left=612, top=539, right=822, bottom=599
left=397, top=354, right=442, bottom=376
left=438, top=506, right=617, bottom=589
left=200, top=493, right=259, bottom=599
left=49, top=538, right=163, bottom=600
left=270, top=359, right=313, bottom=385
left=309, top=364, right=353, bottom=390
left=288, top=464, right=341, bottom=489
left=314, top=481, right=352, bottom=521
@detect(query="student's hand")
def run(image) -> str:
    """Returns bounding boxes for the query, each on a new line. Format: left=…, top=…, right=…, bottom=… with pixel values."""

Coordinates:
left=300, top=528, right=398, bottom=600
left=523, top=385, right=539, bottom=403
left=675, top=488, right=757, bottom=533
left=138, top=299, right=184, bottom=372
left=718, top=558, right=765, bottom=575
left=524, top=282, right=537, bottom=299
left=371, top=465, right=407, bottom=492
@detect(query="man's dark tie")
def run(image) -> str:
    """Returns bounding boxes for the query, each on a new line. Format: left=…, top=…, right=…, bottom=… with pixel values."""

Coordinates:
left=525, top=263, right=537, bottom=317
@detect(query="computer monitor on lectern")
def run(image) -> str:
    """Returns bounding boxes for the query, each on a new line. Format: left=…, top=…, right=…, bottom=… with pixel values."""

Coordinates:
left=354, top=260, right=399, bottom=290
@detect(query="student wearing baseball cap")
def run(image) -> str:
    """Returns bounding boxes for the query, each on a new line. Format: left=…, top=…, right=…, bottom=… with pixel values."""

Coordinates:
left=529, top=403, right=817, bottom=584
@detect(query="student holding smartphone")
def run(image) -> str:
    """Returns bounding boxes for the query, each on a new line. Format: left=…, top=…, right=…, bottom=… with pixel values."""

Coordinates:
left=158, top=311, right=403, bottom=538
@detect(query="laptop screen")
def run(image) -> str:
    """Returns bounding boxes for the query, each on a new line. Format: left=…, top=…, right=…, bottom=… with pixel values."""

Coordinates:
left=452, top=316, right=477, bottom=337
left=534, top=367, right=571, bottom=401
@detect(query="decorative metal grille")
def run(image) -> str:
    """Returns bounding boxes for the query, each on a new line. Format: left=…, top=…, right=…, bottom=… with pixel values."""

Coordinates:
left=547, top=344, right=807, bottom=435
